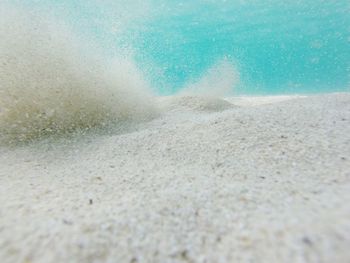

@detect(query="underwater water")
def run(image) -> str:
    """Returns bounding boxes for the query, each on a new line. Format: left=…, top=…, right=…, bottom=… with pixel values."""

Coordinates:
left=0, top=1, right=349, bottom=142
left=135, top=0, right=350, bottom=95
left=14, top=0, right=350, bottom=95
left=5, top=0, right=350, bottom=95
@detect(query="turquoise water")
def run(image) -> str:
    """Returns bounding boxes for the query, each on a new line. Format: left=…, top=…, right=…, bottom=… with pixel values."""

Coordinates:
left=12, top=0, right=350, bottom=95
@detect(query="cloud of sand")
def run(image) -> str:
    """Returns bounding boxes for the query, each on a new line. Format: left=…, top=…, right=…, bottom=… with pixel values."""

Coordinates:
left=180, top=58, right=240, bottom=97
left=0, top=4, right=157, bottom=143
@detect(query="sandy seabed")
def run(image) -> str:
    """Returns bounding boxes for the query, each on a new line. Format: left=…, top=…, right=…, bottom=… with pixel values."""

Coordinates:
left=0, top=93, right=349, bottom=263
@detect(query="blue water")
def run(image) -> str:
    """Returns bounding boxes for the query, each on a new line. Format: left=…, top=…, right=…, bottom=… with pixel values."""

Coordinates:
left=14, top=0, right=350, bottom=95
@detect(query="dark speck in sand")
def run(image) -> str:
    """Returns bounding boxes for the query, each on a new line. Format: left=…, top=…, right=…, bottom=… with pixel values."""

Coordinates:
left=302, top=236, right=313, bottom=246
left=89, top=199, right=93, bottom=205
left=63, top=219, right=73, bottom=225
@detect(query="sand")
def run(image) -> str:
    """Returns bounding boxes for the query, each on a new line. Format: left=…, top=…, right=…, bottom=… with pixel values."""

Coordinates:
left=0, top=93, right=349, bottom=263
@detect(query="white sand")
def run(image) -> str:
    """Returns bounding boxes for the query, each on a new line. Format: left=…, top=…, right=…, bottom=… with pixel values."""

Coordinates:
left=0, top=93, right=349, bottom=263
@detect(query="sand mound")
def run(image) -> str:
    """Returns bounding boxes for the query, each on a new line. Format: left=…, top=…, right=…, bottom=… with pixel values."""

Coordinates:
left=160, top=95, right=235, bottom=113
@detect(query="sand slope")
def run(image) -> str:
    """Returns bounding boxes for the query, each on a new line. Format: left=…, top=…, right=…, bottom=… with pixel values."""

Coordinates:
left=0, top=93, right=350, bottom=263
